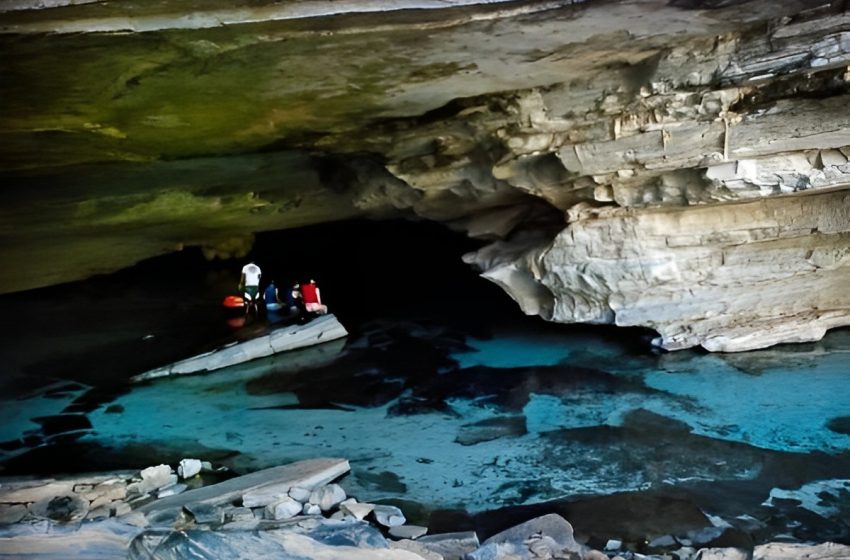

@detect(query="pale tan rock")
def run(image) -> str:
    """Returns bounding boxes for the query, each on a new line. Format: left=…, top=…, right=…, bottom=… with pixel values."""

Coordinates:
left=87, top=506, right=111, bottom=520
left=340, top=499, right=375, bottom=521
left=0, top=481, right=74, bottom=504
left=389, top=525, right=429, bottom=540
left=308, top=483, right=347, bottom=512
left=696, top=548, right=749, bottom=560
left=469, top=188, right=850, bottom=351
left=265, top=497, right=302, bottom=520
left=89, top=495, right=113, bottom=510
left=390, top=539, right=445, bottom=560
left=0, top=503, right=27, bottom=525
left=137, top=458, right=349, bottom=526
left=754, top=542, right=850, bottom=559
left=92, top=481, right=127, bottom=502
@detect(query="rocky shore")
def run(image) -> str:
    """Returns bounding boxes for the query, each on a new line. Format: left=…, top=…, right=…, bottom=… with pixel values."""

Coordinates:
left=1, top=457, right=847, bottom=559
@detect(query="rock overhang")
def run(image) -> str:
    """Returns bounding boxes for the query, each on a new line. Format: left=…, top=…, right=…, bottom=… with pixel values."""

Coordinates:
left=1, top=0, right=849, bottom=350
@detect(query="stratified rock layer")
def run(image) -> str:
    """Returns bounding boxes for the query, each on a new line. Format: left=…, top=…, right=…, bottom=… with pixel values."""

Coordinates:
left=467, top=189, right=850, bottom=351
left=2, top=0, right=849, bottom=350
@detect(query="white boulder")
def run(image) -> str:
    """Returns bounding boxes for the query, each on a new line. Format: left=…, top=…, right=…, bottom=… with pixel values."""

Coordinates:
left=302, top=503, right=322, bottom=515
left=178, top=459, right=203, bottom=479
left=605, top=539, right=623, bottom=551
left=265, top=497, right=302, bottom=520
left=288, top=486, right=312, bottom=503
left=308, top=484, right=347, bottom=512
left=128, top=465, right=174, bottom=496
left=373, top=505, right=406, bottom=527
left=340, top=498, right=375, bottom=521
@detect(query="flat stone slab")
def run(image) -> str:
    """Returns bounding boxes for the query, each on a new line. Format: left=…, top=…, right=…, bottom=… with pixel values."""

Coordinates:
left=417, top=531, right=480, bottom=560
left=754, top=542, right=850, bottom=559
left=137, top=458, right=350, bottom=526
left=132, top=314, right=348, bottom=381
left=0, top=472, right=137, bottom=504
left=0, top=518, right=144, bottom=559
left=138, top=528, right=428, bottom=559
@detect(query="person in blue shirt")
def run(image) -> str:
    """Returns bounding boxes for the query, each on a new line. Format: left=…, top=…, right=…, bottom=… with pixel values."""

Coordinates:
left=264, top=281, right=282, bottom=312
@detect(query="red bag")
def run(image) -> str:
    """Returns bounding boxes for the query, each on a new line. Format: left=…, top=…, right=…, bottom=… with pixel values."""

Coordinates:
left=222, top=295, right=245, bottom=308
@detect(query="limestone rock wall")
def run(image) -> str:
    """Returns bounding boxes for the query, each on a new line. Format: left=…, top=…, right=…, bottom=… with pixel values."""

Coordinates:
left=2, top=0, right=849, bottom=350
left=447, top=6, right=850, bottom=351
left=466, top=189, right=850, bottom=351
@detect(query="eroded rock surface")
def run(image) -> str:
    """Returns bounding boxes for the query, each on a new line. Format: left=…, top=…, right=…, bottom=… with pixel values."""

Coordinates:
left=467, top=189, right=850, bottom=351
left=1, top=0, right=849, bottom=349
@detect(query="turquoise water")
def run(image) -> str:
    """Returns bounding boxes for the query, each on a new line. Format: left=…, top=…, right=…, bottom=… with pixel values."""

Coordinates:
left=1, top=224, right=849, bottom=543
left=7, top=322, right=848, bottom=520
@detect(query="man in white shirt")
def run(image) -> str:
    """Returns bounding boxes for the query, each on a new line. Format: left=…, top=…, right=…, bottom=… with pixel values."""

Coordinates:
left=239, top=262, right=262, bottom=306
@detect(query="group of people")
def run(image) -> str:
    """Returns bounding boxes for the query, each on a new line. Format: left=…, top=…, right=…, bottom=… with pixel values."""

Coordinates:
left=239, top=261, right=328, bottom=319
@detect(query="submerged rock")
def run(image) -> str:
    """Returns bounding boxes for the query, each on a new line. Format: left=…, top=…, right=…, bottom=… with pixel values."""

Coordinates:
left=455, top=416, right=528, bottom=446
left=825, top=416, right=850, bottom=436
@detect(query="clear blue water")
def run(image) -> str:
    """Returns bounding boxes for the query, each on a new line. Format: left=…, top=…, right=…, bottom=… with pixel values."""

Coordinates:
left=1, top=222, right=849, bottom=544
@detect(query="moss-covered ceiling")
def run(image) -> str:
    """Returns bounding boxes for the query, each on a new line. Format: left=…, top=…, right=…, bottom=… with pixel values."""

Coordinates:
left=0, top=0, right=844, bottom=300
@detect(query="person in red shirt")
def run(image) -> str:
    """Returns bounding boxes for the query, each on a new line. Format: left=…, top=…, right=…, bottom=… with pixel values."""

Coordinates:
left=300, top=279, right=328, bottom=315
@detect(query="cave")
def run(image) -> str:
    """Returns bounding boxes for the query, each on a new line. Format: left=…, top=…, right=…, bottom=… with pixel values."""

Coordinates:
left=1, top=0, right=850, bottom=557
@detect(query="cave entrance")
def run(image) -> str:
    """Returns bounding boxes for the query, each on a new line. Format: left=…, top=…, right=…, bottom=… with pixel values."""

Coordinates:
left=0, top=219, right=527, bottom=387
left=243, top=218, right=518, bottom=325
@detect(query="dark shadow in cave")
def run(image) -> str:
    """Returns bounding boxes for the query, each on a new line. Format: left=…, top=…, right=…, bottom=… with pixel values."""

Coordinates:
left=0, top=218, right=655, bottom=388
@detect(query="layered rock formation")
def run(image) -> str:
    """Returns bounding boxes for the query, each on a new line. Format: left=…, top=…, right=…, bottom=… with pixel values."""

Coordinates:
left=467, top=189, right=850, bottom=351
left=1, top=0, right=849, bottom=349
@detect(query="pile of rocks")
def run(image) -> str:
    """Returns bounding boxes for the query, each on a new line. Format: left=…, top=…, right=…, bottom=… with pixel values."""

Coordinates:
left=0, top=458, right=216, bottom=527
left=2, top=457, right=849, bottom=560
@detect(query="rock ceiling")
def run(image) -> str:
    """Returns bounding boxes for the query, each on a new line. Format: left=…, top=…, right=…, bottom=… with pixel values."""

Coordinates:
left=1, top=0, right=849, bottom=350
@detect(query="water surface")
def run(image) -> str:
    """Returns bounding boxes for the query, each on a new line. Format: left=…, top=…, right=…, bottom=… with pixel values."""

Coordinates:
left=1, top=221, right=849, bottom=545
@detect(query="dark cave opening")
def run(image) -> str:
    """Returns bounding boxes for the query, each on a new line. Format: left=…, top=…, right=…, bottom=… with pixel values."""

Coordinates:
left=0, top=218, right=655, bottom=388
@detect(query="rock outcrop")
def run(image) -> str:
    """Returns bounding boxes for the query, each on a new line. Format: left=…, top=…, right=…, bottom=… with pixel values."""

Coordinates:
left=3, top=457, right=850, bottom=559
left=466, top=189, right=850, bottom=351
left=1, top=0, right=849, bottom=349
left=130, top=314, right=349, bottom=381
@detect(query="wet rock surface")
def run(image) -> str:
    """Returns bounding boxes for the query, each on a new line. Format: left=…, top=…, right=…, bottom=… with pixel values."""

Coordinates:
left=4, top=456, right=848, bottom=559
